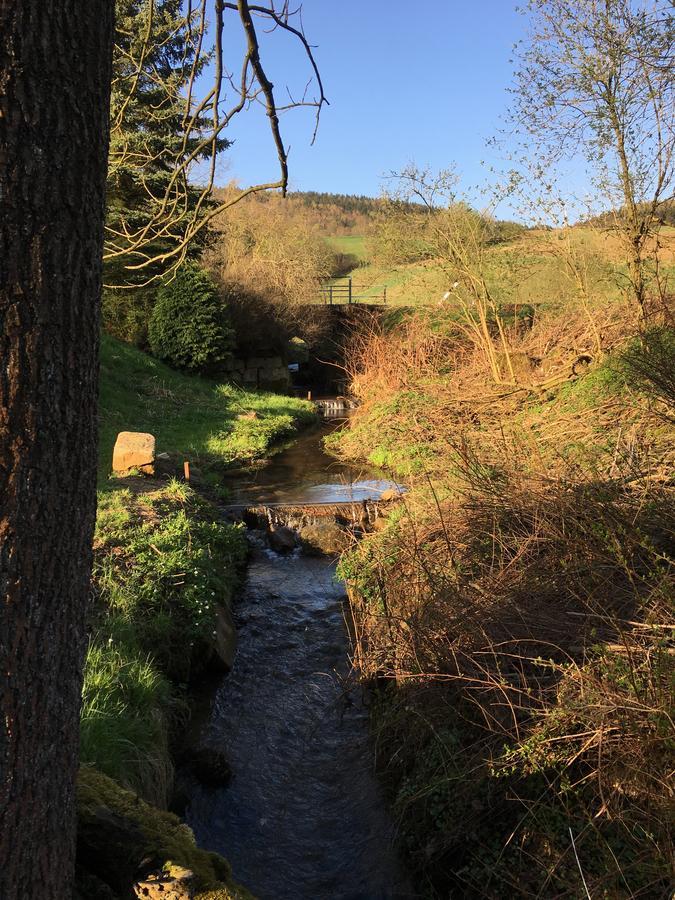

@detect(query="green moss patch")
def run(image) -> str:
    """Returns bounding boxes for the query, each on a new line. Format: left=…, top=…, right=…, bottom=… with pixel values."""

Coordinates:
left=76, top=768, right=253, bottom=899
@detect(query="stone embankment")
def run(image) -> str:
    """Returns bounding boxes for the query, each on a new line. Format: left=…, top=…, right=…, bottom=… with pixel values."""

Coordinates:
left=223, top=353, right=290, bottom=391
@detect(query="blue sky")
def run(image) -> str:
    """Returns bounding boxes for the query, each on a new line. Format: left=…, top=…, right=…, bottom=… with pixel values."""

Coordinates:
left=216, top=1, right=527, bottom=199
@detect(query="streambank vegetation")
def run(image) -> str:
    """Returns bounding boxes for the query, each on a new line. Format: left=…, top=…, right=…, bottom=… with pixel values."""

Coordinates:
left=330, top=8, right=675, bottom=872
left=333, top=295, right=674, bottom=896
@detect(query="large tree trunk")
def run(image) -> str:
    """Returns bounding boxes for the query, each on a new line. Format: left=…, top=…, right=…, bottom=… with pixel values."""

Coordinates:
left=0, top=3, right=114, bottom=897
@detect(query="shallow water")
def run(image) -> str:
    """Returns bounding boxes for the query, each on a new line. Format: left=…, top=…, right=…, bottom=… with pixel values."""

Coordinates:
left=222, top=421, right=404, bottom=506
left=185, top=424, right=412, bottom=899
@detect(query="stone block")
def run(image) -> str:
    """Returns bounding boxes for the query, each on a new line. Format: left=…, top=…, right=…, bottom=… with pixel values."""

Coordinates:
left=112, top=432, right=155, bottom=476
left=269, top=525, right=297, bottom=553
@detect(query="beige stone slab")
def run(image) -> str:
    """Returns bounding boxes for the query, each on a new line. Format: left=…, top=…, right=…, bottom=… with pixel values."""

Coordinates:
left=112, top=431, right=156, bottom=475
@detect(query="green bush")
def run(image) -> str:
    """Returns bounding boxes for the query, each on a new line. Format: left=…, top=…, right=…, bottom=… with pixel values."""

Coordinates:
left=102, top=285, right=157, bottom=347
left=148, top=265, right=233, bottom=373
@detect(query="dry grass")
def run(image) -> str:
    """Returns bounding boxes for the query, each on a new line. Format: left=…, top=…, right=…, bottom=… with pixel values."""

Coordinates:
left=337, top=303, right=675, bottom=896
left=345, top=450, right=674, bottom=895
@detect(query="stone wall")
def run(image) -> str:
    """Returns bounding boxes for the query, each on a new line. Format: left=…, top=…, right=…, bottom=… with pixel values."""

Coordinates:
left=223, top=354, right=290, bottom=392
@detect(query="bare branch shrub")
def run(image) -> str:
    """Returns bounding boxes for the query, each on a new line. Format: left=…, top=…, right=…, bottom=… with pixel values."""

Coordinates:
left=618, top=327, right=675, bottom=422
left=376, top=166, right=533, bottom=383
left=344, top=310, right=467, bottom=404
left=343, top=437, right=674, bottom=893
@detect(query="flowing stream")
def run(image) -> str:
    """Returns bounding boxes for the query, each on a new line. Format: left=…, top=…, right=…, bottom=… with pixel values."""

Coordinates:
left=185, top=423, right=412, bottom=899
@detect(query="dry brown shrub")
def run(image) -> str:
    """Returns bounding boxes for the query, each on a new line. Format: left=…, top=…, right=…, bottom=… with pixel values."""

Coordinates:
left=201, top=186, right=336, bottom=351
left=206, top=187, right=334, bottom=302
left=346, top=436, right=674, bottom=890
left=340, top=292, right=674, bottom=893
left=345, top=311, right=468, bottom=403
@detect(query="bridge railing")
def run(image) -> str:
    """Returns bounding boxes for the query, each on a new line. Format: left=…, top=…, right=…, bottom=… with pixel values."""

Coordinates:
left=319, top=276, right=387, bottom=305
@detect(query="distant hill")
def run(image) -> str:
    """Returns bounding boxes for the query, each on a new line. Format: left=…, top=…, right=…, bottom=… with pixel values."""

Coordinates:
left=287, top=191, right=384, bottom=216
left=211, top=186, right=529, bottom=244
left=580, top=198, right=675, bottom=229
left=212, top=186, right=381, bottom=235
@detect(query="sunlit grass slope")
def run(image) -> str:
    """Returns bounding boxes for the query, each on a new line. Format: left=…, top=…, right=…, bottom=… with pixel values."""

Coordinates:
left=99, top=334, right=315, bottom=482
left=325, top=234, right=368, bottom=261
left=327, top=226, right=675, bottom=308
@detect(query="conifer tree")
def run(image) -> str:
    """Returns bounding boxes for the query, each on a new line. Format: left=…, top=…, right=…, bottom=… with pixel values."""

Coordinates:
left=104, top=0, right=225, bottom=341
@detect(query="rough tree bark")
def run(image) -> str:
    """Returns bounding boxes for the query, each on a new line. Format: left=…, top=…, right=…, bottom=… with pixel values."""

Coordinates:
left=0, top=3, right=114, bottom=898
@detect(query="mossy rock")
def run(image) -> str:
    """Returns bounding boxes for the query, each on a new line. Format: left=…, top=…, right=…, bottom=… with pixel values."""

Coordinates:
left=195, top=893, right=248, bottom=900
left=76, top=767, right=253, bottom=899
left=299, top=522, right=351, bottom=555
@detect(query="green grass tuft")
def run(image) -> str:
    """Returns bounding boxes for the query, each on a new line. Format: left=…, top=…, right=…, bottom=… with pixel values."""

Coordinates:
left=80, top=643, right=173, bottom=806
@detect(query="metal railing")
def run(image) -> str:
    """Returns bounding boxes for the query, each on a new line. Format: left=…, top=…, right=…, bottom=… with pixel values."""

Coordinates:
left=318, top=276, right=387, bottom=305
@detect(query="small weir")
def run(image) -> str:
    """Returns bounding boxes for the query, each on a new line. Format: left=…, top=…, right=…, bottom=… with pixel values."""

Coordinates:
left=223, top=497, right=399, bottom=530
left=184, top=422, right=411, bottom=900
left=314, top=397, right=358, bottom=417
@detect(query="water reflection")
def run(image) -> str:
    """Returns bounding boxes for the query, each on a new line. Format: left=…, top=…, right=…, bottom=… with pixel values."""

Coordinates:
left=223, top=422, right=404, bottom=506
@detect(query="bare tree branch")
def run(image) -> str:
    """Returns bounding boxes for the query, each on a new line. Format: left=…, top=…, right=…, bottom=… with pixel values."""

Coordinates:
left=105, top=0, right=327, bottom=286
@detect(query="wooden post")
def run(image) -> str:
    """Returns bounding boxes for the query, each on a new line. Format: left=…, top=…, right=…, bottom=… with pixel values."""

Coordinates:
left=183, top=460, right=190, bottom=481
left=329, top=285, right=333, bottom=305
left=348, top=277, right=353, bottom=304
left=383, top=286, right=387, bottom=304
left=307, top=390, right=312, bottom=401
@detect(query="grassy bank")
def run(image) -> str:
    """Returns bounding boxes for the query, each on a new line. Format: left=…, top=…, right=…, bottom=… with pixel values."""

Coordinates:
left=84, top=480, right=247, bottom=805
left=99, top=333, right=316, bottom=483
left=92, top=335, right=315, bottom=799
left=79, top=336, right=315, bottom=897
left=334, top=304, right=674, bottom=897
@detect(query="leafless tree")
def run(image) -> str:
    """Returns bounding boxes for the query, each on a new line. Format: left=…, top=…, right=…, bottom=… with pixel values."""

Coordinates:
left=106, top=0, right=327, bottom=285
left=510, top=0, right=675, bottom=317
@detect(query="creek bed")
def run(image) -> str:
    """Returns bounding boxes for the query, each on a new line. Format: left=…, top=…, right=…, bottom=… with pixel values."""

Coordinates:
left=185, top=423, right=411, bottom=899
